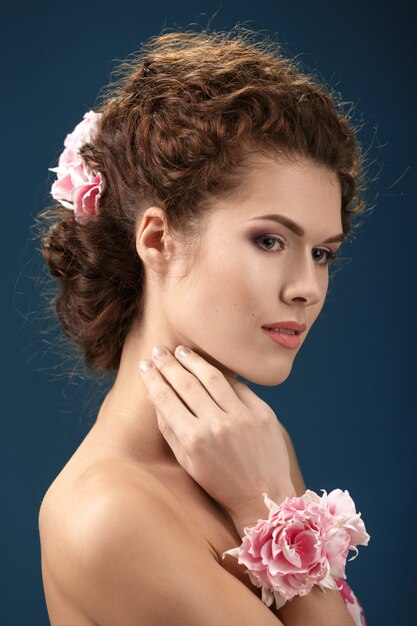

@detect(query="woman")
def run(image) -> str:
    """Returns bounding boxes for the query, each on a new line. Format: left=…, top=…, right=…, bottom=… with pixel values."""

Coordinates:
left=37, top=28, right=370, bottom=625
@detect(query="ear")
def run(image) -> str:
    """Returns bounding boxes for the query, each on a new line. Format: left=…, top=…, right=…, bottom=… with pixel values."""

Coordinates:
left=135, top=207, right=175, bottom=274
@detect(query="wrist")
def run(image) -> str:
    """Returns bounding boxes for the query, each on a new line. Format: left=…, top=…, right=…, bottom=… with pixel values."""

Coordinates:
left=230, top=482, right=297, bottom=538
left=222, top=487, right=371, bottom=613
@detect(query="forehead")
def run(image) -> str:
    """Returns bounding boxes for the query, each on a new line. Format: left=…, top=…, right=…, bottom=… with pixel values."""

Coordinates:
left=210, top=155, right=342, bottom=232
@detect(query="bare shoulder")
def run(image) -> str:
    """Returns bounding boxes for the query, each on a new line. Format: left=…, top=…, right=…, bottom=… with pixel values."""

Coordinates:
left=38, top=457, right=177, bottom=565
left=40, top=461, right=283, bottom=626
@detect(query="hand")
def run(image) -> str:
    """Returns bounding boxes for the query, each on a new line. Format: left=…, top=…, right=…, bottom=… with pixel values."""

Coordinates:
left=139, top=345, right=295, bottom=523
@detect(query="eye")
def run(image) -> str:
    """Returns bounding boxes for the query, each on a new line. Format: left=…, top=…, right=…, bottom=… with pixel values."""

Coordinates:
left=312, top=248, right=338, bottom=266
left=254, top=235, right=285, bottom=252
left=254, top=235, right=337, bottom=265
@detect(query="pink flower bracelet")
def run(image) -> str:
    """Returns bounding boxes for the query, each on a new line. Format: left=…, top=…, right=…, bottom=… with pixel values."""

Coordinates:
left=222, top=488, right=370, bottom=611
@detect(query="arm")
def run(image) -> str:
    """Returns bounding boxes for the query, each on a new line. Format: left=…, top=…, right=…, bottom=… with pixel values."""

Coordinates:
left=230, top=424, right=356, bottom=626
left=59, top=484, right=285, bottom=626
left=137, top=348, right=357, bottom=625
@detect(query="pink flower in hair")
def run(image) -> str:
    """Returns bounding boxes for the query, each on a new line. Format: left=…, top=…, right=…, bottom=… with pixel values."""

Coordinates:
left=222, top=489, right=370, bottom=611
left=49, top=110, right=104, bottom=223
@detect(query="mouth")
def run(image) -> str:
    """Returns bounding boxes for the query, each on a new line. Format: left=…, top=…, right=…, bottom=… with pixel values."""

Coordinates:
left=261, top=321, right=307, bottom=351
left=262, top=327, right=302, bottom=350
left=261, top=321, right=307, bottom=335
left=263, top=327, right=298, bottom=335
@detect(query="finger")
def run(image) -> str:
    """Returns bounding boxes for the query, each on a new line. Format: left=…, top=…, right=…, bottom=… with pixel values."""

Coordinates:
left=157, top=346, right=250, bottom=417
left=149, top=346, right=229, bottom=419
left=154, top=408, right=184, bottom=464
left=224, top=376, right=268, bottom=412
left=138, top=359, right=197, bottom=442
left=174, top=347, right=269, bottom=414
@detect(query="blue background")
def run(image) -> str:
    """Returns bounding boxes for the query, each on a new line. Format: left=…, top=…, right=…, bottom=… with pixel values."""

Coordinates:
left=2, top=1, right=416, bottom=624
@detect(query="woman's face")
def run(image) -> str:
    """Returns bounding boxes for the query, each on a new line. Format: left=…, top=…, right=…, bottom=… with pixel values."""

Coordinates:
left=164, top=156, right=344, bottom=386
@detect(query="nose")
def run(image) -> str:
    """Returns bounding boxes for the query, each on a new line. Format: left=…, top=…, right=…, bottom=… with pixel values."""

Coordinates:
left=280, top=251, right=326, bottom=307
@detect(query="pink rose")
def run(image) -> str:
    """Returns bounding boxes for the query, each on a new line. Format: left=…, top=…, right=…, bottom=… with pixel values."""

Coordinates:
left=49, top=110, right=104, bottom=223
left=222, top=489, right=370, bottom=611
left=326, top=488, right=370, bottom=547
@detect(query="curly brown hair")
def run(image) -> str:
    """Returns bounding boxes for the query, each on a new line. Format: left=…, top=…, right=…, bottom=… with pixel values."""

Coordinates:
left=35, top=26, right=369, bottom=375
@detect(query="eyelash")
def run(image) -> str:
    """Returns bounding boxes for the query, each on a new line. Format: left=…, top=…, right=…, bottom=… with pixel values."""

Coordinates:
left=254, top=235, right=338, bottom=266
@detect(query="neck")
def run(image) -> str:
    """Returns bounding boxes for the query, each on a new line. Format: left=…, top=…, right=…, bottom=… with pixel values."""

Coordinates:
left=90, top=315, right=181, bottom=466
left=88, top=286, right=238, bottom=467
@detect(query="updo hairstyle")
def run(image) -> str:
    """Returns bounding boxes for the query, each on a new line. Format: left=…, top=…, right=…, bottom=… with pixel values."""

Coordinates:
left=36, top=27, right=368, bottom=374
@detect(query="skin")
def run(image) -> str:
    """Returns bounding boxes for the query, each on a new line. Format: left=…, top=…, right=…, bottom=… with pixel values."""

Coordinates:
left=40, top=154, right=357, bottom=626
left=89, top=154, right=344, bottom=471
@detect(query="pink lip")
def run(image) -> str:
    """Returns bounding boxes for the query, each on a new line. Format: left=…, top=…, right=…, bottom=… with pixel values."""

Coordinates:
left=262, top=321, right=306, bottom=334
left=262, top=327, right=301, bottom=349
left=261, top=321, right=306, bottom=350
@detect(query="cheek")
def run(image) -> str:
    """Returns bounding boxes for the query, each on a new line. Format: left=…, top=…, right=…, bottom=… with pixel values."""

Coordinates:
left=173, top=250, right=260, bottom=342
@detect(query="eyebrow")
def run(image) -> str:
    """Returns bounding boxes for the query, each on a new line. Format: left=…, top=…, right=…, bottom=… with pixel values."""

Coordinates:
left=247, top=214, right=346, bottom=244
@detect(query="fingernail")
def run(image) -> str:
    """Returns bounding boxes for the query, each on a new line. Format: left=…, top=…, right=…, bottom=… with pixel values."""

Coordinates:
left=176, top=345, right=190, bottom=358
left=139, top=359, right=155, bottom=372
left=152, top=345, right=168, bottom=359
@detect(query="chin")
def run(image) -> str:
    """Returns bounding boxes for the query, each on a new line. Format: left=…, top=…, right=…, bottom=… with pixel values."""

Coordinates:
left=235, top=361, right=294, bottom=387
left=209, top=358, right=292, bottom=387
left=195, top=345, right=295, bottom=387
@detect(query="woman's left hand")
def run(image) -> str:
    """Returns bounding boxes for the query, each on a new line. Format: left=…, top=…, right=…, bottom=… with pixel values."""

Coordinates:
left=138, top=345, right=295, bottom=526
